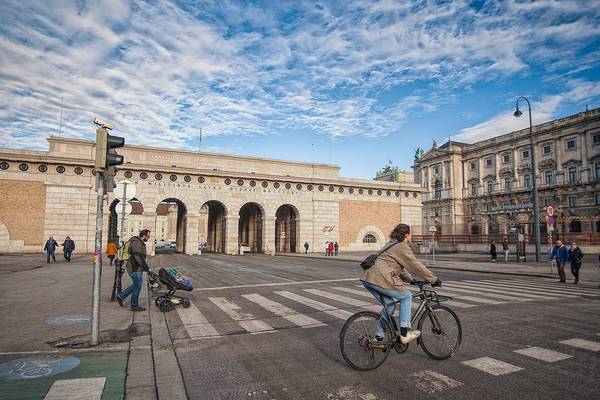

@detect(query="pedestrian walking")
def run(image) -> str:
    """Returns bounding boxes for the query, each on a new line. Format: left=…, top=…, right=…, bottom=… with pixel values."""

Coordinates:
left=304, top=241, right=309, bottom=254
left=61, top=236, right=75, bottom=262
left=328, top=242, right=334, bottom=256
left=490, top=240, right=497, bottom=262
left=549, top=239, right=569, bottom=283
left=43, top=236, right=58, bottom=263
left=324, top=241, right=329, bottom=256
left=334, top=242, right=339, bottom=256
left=502, top=237, right=509, bottom=262
left=568, top=242, right=583, bottom=284
left=117, top=229, right=151, bottom=312
left=106, top=241, right=118, bottom=266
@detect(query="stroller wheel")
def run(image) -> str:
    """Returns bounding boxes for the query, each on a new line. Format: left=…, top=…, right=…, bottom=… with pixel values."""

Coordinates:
left=155, top=296, right=166, bottom=307
left=181, top=298, right=191, bottom=308
left=158, top=299, right=175, bottom=312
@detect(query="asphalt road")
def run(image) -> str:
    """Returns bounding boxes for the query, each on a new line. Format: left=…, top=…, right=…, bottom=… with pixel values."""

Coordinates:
left=148, top=254, right=600, bottom=400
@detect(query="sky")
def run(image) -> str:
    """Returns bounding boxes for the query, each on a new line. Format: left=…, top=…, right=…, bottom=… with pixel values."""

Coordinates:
left=1, top=0, right=599, bottom=179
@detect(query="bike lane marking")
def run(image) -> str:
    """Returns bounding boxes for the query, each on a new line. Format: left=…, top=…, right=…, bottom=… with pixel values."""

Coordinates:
left=461, top=357, right=523, bottom=376
left=43, top=377, right=105, bottom=400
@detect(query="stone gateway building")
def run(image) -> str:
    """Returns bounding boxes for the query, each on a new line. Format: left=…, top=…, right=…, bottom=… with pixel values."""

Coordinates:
left=0, top=137, right=423, bottom=256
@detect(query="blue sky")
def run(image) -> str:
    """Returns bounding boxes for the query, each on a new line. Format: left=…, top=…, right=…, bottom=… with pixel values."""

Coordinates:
left=1, top=0, right=599, bottom=179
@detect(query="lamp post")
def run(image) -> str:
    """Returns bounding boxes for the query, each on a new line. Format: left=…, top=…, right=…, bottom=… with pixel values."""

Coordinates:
left=514, top=97, right=541, bottom=262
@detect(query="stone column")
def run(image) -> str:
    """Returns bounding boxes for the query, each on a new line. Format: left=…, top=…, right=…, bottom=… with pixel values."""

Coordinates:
left=143, top=211, right=157, bottom=256
left=185, top=213, right=199, bottom=255
left=263, top=217, right=276, bottom=255
left=225, top=215, right=239, bottom=255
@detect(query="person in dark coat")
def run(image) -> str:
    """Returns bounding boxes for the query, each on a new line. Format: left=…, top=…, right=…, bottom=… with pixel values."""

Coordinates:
left=490, top=241, right=497, bottom=262
left=118, top=229, right=151, bottom=312
left=549, top=239, right=569, bottom=283
left=303, top=241, right=309, bottom=254
left=61, top=236, right=75, bottom=262
left=334, top=242, right=339, bottom=256
left=43, top=236, right=58, bottom=263
left=568, top=242, right=583, bottom=284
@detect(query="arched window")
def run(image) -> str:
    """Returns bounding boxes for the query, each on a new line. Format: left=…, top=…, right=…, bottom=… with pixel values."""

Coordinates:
left=363, top=234, right=377, bottom=243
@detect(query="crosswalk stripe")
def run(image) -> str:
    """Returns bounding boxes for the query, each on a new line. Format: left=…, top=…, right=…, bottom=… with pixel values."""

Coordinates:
left=275, top=291, right=353, bottom=319
left=331, top=286, right=419, bottom=310
left=439, top=286, right=531, bottom=302
left=242, top=293, right=324, bottom=328
left=559, top=338, right=600, bottom=352
left=484, top=279, right=598, bottom=295
left=466, top=280, right=578, bottom=298
left=304, top=288, right=382, bottom=312
left=208, top=297, right=274, bottom=333
left=514, top=347, right=573, bottom=362
left=462, top=357, right=523, bottom=376
left=445, top=281, right=555, bottom=300
left=177, top=302, right=220, bottom=338
left=352, top=284, right=477, bottom=308
left=43, top=377, right=106, bottom=400
left=410, top=370, right=463, bottom=394
left=438, top=292, right=504, bottom=305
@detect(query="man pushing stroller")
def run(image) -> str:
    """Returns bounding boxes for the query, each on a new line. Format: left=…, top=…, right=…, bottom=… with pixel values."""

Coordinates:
left=117, top=229, right=151, bottom=312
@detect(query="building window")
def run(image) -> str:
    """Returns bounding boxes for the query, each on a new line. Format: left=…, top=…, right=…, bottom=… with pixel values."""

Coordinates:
left=140, top=171, right=148, bottom=179
left=570, top=221, right=582, bottom=233
left=486, top=203, right=493, bottom=212
left=566, top=139, right=576, bottom=150
left=470, top=184, right=477, bottom=196
left=434, top=181, right=442, bottom=199
left=544, top=198, right=555, bottom=206
left=38, top=164, right=48, bottom=173
left=0, top=161, right=8, bottom=170
left=184, top=175, right=191, bottom=183
left=74, top=167, right=83, bottom=175
left=485, top=158, right=492, bottom=167
left=274, top=181, right=281, bottom=188
left=544, top=171, right=553, bottom=185
left=238, top=179, right=245, bottom=186
left=596, top=193, right=600, bottom=205
left=470, top=206, right=477, bottom=215
left=18, top=163, right=29, bottom=172
left=377, top=189, right=382, bottom=196
left=469, top=162, right=476, bottom=170
left=170, top=174, right=177, bottom=182
left=318, top=185, right=324, bottom=191
left=296, top=184, right=302, bottom=190
left=198, top=176, right=205, bottom=183
left=523, top=175, right=531, bottom=188
left=124, top=170, right=132, bottom=178
left=595, top=163, right=600, bottom=179
left=593, top=133, right=600, bottom=145
left=487, top=180, right=494, bottom=193
left=155, top=173, right=163, bottom=181
left=56, top=165, right=66, bottom=174
left=308, top=184, right=313, bottom=191
left=434, top=167, right=439, bottom=175
left=434, top=208, right=440, bottom=217
left=329, top=186, right=335, bottom=192
left=568, top=166, right=577, bottom=182
left=504, top=178, right=511, bottom=191
left=502, top=154, right=510, bottom=163
left=522, top=150, right=529, bottom=159
left=262, top=181, right=268, bottom=187
left=363, top=234, right=377, bottom=244
left=358, top=188, right=364, bottom=194
left=542, top=145, right=552, bottom=155
left=568, top=196, right=577, bottom=207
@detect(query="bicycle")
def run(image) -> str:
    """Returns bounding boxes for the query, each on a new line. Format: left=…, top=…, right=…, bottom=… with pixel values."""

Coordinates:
left=339, top=279, right=462, bottom=371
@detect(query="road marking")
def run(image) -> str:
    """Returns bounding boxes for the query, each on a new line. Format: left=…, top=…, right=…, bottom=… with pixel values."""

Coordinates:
left=462, top=357, right=523, bottom=376
left=439, top=286, right=531, bottom=302
left=352, top=284, right=476, bottom=308
left=331, top=286, right=419, bottom=310
left=439, top=293, right=504, bottom=305
left=208, top=297, right=274, bottom=333
left=242, top=293, right=324, bottom=328
left=514, top=347, right=573, bottom=362
left=304, top=288, right=382, bottom=312
left=176, top=302, right=220, bottom=338
left=559, top=338, right=600, bottom=352
left=196, top=277, right=359, bottom=291
left=410, top=370, right=463, bottom=394
left=275, top=291, right=353, bottom=319
left=43, top=377, right=106, bottom=400
left=514, top=280, right=600, bottom=295
left=447, top=281, right=555, bottom=300
left=484, top=279, right=597, bottom=296
left=469, top=280, right=578, bottom=298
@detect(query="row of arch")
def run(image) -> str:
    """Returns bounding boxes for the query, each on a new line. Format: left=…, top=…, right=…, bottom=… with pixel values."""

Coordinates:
left=107, top=197, right=299, bottom=254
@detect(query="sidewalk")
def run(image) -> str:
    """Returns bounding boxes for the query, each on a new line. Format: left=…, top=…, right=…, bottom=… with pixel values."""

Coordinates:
left=0, top=253, right=155, bottom=400
left=278, top=251, right=600, bottom=283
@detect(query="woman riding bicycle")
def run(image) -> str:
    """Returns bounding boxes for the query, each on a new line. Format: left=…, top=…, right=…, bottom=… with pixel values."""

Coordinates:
left=361, top=223, right=441, bottom=344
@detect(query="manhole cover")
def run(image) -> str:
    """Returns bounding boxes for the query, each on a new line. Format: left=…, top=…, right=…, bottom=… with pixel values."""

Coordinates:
left=0, top=356, right=80, bottom=380
left=46, top=315, right=91, bottom=325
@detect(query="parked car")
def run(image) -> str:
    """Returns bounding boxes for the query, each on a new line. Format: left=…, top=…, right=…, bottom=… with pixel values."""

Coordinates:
left=155, top=240, right=166, bottom=249
left=169, top=240, right=176, bottom=248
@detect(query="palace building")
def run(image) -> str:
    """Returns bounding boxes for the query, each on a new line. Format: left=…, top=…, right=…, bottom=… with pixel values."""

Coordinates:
left=0, top=137, right=423, bottom=255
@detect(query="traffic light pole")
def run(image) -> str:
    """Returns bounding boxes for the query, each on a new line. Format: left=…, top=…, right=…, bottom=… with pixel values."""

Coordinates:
left=90, top=170, right=105, bottom=346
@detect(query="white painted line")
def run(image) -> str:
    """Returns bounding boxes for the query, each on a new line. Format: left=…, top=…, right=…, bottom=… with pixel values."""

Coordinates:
left=208, top=297, right=273, bottom=333
left=242, top=293, right=324, bottom=328
left=514, top=347, right=573, bottom=362
left=43, top=377, right=106, bottom=400
left=441, top=293, right=504, bottom=305
left=467, top=280, right=577, bottom=298
left=446, top=281, right=555, bottom=300
left=176, top=302, right=220, bottom=338
left=196, top=277, right=359, bottom=291
left=410, top=370, right=463, bottom=394
left=505, top=280, right=600, bottom=295
left=559, top=338, right=600, bottom=352
left=333, top=286, right=419, bottom=310
left=304, top=288, right=373, bottom=307
left=275, top=291, right=353, bottom=319
left=439, top=286, right=531, bottom=302
left=481, top=279, right=592, bottom=296
left=462, top=357, right=523, bottom=376
left=353, top=284, right=476, bottom=308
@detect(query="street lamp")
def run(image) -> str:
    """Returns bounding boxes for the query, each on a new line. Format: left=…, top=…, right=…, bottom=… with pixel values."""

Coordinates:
left=514, top=96, right=541, bottom=262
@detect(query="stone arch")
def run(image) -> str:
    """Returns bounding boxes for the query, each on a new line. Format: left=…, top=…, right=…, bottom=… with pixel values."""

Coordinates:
left=0, top=221, right=10, bottom=243
left=239, top=202, right=265, bottom=253
left=107, top=197, right=145, bottom=245
left=155, top=197, right=188, bottom=254
left=199, top=199, right=228, bottom=253
left=275, top=204, right=300, bottom=253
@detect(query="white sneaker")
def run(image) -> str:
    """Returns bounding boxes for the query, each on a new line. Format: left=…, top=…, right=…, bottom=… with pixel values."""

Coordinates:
left=400, top=330, right=421, bottom=344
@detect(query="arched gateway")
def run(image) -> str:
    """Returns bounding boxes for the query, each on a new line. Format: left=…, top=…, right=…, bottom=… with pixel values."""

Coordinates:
left=0, top=137, right=425, bottom=255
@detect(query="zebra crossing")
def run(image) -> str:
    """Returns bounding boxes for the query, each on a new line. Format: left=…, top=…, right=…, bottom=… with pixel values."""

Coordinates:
left=169, top=278, right=599, bottom=340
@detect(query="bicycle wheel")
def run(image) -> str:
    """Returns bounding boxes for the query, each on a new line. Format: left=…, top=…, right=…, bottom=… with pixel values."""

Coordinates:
left=417, top=304, right=462, bottom=360
left=339, top=311, right=393, bottom=371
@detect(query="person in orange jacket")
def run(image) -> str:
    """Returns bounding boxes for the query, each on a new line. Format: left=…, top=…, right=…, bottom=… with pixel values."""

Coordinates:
left=106, top=241, right=118, bottom=266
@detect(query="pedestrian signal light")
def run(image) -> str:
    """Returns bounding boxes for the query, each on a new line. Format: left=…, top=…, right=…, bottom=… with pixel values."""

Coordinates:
left=94, top=122, right=125, bottom=171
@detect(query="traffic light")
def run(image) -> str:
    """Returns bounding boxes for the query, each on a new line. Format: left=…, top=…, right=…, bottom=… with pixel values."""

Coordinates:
left=95, top=126, right=125, bottom=171
left=104, top=166, right=117, bottom=193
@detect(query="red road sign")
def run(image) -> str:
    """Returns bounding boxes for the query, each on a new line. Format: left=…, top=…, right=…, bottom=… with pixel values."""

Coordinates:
left=545, top=205, right=556, bottom=217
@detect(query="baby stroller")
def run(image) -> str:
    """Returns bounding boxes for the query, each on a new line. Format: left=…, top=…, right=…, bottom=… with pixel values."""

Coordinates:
left=149, top=268, right=193, bottom=312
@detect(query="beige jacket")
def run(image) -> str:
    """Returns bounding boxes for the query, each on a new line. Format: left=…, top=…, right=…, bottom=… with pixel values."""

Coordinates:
left=361, top=240, right=437, bottom=291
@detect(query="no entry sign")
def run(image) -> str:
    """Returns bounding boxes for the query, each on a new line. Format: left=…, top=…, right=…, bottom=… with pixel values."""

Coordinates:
left=545, top=205, right=556, bottom=217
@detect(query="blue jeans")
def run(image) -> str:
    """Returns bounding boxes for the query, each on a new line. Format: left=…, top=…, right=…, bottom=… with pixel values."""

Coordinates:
left=120, top=272, right=143, bottom=308
left=362, top=280, right=412, bottom=336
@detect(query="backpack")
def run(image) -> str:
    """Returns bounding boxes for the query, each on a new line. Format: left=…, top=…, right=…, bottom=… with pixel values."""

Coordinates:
left=360, top=241, right=400, bottom=270
left=117, top=238, right=133, bottom=261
